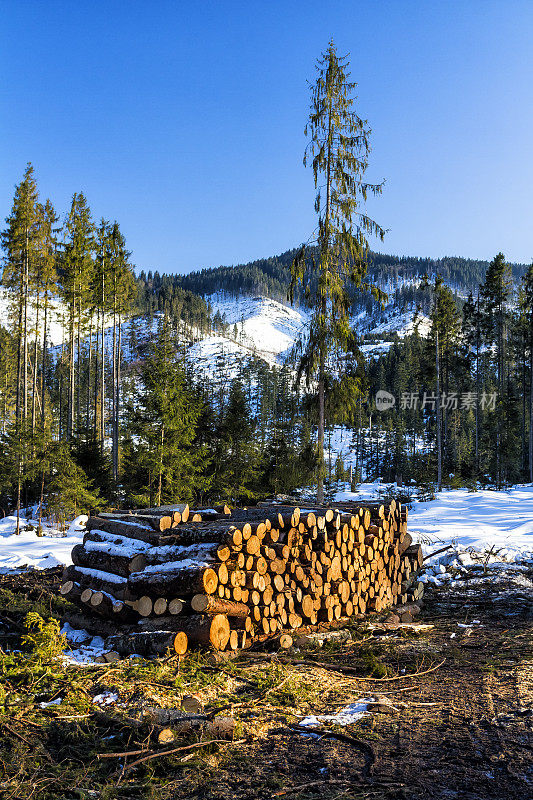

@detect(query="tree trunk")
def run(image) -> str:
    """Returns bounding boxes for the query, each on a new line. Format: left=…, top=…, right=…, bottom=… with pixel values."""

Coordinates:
left=41, top=286, right=48, bottom=430
left=100, top=264, right=106, bottom=452
left=23, top=231, right=29, bottom=425
left=87, top=313, right=93, bottom=432
left=127, top=566, right=219, bottom=597
left=71, top=543, right=146, bottom=578
left=31, top=283, right=40, bottom=448
left=436, top=328, right=442, bottom=491
left=112, top=277, right=117, bottom=481
left=530, top=344, right=533, bottom=482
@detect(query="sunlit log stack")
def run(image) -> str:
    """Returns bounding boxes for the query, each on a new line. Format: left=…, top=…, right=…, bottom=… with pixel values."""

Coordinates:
left=60, top=500, right=423, bottom=659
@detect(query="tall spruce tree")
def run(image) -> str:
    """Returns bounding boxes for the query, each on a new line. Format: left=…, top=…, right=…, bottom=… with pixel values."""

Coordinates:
left=1, top=164, right=40, bottom=432
left=289, top=40, right=385, bottom=502
left=61, top=193, right=95, bottom=439
left=519, top=263, right=533, bottom=481
left=481, top=253, right=513, bottom=486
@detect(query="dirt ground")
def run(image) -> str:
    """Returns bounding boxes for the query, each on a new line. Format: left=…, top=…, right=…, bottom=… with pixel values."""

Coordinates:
left=0, top=567, right=531, bottom=800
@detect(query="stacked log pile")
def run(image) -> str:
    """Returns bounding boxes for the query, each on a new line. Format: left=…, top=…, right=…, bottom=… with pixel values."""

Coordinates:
left=60, top=500, right=424, bottom=659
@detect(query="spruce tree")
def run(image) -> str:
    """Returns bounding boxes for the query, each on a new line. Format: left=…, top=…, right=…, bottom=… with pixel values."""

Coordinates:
left=481, top=253, right=513, bottom=486
left=126, top=315, right=207, bottom=506
left=289, top=40, right=385, bottom=502
left=519, top=263, right=533, bottom=481
left=1, top=164, right=40, bottom=431
left=61, top=193, right=95, bottom=439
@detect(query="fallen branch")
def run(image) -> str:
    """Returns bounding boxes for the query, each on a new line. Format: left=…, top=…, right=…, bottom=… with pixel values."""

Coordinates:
left=274, top=779, right=352, bottom=796
left=111, top=737, right=246, bottom=774
left=425, top=544, right=453, bottom=560
left=243, top=654, right=446, bottom=681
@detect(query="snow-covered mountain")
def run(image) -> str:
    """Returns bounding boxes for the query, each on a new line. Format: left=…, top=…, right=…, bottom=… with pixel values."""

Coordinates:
left=206, top=293, right=308, bottom=362
left=0, top=283, right=430, bottom=384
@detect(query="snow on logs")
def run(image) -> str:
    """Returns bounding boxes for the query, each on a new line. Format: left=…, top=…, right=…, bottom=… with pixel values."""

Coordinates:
left=60, top=501, right=423, bottom=658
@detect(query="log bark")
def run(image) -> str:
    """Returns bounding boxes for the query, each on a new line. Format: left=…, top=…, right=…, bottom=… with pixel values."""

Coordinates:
left=191, top=594, right=249, bottom=618
left=105, top=630, right=188, bottom=657
left=86, top=516, right=161, bottom=544
left=128, top=566, right=218, bottom=597
left=161, top=613, right=230, bottom=650
left=71, top=543, right=146, bottom=578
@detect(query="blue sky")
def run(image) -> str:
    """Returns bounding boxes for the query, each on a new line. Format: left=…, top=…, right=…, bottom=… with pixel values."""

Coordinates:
left=2, top=0, right=533, bottom=274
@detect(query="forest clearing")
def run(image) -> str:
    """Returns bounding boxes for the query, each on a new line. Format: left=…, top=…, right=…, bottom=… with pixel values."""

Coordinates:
left=0, top=548, right=530, bottom=800
left=2, top=3, right=533, bottom=798
left=0, top=489, right=531, bottom=798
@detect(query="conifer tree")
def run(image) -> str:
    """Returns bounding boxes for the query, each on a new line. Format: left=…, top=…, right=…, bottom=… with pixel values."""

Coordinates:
left=126, top=315, right=206, bottom=506
left=289, top=40, right=385, bottom=501
left=423, top=275, right=462, bottom=487
left=1, top=164, right=40, bottom=431
left=519, top=263, right=533, bottom=481
left=481, top=253, right=513, bottom=486
left=213, top=380, right=258, bottom=502
left=36, top=199, right=59, bottom=434
left=61, top=193, right=95, bottom=439
left=46, top=441, right=102, bottom=528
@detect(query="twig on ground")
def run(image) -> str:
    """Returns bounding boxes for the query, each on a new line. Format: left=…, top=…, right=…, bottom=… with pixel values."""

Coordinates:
left=274, top=779, right=352, bottom=796
left=115, top=737, right=246, bottom=775
left=243, top=655, right=446, bottom=681
left=425, top=545, right=453, bottom=560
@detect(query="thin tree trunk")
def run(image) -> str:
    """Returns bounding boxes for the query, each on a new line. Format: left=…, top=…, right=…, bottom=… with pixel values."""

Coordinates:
left=38, top=466, right=45, bottom=535
left=94, top=307, right=99, bottom=437
left=77, top=291, right=81, bottom=434
left=68, top=293, right=75, bottom=439
left=436, top=328, right=442, bottom=491
left=317, top=355, right=325, bottom=503
left=41, top=286, right=48, bottom=430
left=112, top=274, right=117, bottom=481
left=114, top=312, right=122, bottom=482
left=100, top=269, right=106, bottom=453
left=317, top=102, right=333, bottom=505
left=157, top=426, right=164, bottom=507
left=23, top=234, right=29, bottom=426
left=475, top=293, right=480, bottom=479
left=529, top=344, right=533, bottom=482
left=31, top=282, right=40, bottom=450
left=15, top=271, right=23, bottom=430
left=87, top=313, right=93, bottom=433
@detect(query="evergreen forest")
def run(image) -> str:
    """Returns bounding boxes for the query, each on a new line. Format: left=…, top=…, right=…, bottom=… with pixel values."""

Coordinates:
left=1, top=164, right=532, bottom=527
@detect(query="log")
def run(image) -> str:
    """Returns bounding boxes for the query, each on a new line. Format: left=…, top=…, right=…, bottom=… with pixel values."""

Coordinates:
left=161, top=523, right=243, bottom=547
left=191, top=595, right=249, bottom=618
left=128, top=566, right=218, bottom=596
left=86, top=516, right=161, bottom=545
left=61, top=610, right=120, bottom=638
left=105, top=630, right=188, bottom=657
left=161, top=614, right=230, bottom=650
left=404, top=544, right=423, bottom=568
left=62, top=565, right=136, bottom=602
left=89, top=591, right=135, bottom=621
left=71, top=544, right=146, bottom=578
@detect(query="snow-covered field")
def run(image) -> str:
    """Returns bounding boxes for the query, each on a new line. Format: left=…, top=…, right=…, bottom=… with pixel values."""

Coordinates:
left=0, top=513, right=87, bottom=573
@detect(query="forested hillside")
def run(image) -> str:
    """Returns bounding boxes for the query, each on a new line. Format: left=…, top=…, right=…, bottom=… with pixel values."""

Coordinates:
left=1, top=165, right=532, bottom=529
left=160, top=247, right=528, bottom=303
